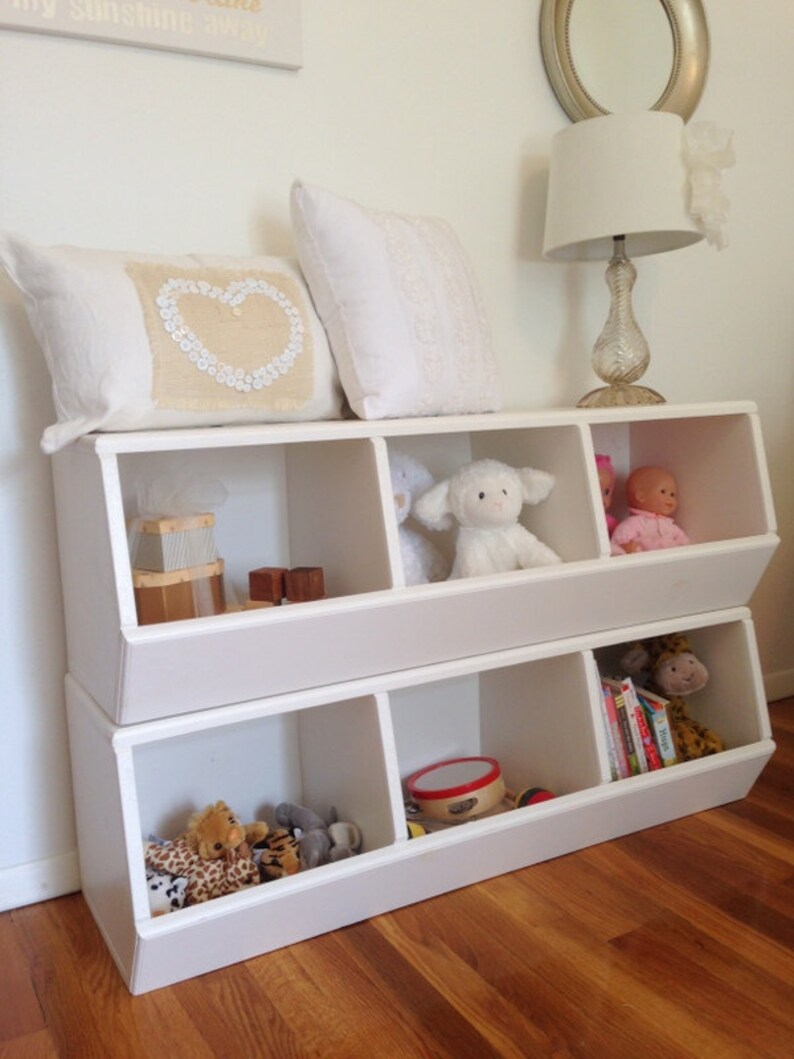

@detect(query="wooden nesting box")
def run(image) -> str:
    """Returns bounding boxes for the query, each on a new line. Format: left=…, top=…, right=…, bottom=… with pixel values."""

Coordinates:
left=129, top=513, right=218, bottom=573
left=133, top=560, right=225, bottom=625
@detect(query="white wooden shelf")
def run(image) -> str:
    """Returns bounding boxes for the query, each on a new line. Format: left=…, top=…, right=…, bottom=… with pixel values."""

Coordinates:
left=66, top=607, right=773, bottom=995
left=54, top=402, right=779, bottom=994
left=51, top=402, right=777, bottom=724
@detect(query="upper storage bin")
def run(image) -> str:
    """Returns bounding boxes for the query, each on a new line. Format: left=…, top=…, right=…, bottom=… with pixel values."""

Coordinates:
left=50, top=403, right=778, bottom=725
left=590, top=409, right=773, bottom=546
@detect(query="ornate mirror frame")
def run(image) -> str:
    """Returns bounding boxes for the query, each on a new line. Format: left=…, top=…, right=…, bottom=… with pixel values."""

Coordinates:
left=540, top=0, right=710, bottom=122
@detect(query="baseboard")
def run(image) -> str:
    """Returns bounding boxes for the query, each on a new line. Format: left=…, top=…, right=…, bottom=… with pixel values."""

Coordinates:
left=764, top=667, right=794, bottom=704
left=0, top=850, right=81, bottom=913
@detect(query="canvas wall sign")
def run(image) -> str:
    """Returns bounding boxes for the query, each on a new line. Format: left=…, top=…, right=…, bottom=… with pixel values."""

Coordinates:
left=0, top=0, right=302, bottom=69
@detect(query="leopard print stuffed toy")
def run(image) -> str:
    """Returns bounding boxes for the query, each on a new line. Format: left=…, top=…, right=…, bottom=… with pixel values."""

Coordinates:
left=621, top=632, right=724, bottom=761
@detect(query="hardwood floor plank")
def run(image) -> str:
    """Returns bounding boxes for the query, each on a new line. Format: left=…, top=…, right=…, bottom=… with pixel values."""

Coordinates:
left=332, top=918, right=511, bottom=1059
left=11, top=896, right=211, bottom=1059
left=576, top=840, right=794, bottom=988
left=609, top=916, right=794, bottom=1054
left=172, top=962, right=309, bottom=1059
left=0, top=1029, right=60, bottom=1059
left=616, top=826, right=794, bottom=950
left=246, top=930, right=448, bottom=1059
left=0, top=914, right=45, bottom=1043
left=372, top=903, right=557, bottom=1059
left=711, top=800, right=794, bottom=857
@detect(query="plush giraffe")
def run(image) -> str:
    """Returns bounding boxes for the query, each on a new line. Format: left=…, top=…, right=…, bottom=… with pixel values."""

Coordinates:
left=621, top=632, right=724, bottom=761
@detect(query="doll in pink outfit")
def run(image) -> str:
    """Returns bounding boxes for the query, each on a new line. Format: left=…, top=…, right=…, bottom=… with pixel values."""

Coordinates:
left=595, top=454, right=618, bottom=536
left=611, top=466, right=690, bottom=555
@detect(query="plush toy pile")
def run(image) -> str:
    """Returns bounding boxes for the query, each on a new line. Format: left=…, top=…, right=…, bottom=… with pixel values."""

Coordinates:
left=144, top=800, right=266, bottom=907
left=144, top=798, right=362, bottom=915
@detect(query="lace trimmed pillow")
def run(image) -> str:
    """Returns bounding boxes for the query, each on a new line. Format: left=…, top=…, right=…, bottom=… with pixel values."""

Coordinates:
left=290, top=181, right=502, bottom=420
left=0, top=235, right=345, bottom=452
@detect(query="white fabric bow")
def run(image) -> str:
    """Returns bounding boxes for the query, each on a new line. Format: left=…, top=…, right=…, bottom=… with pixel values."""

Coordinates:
left=683, top=121, right=736, bottom=250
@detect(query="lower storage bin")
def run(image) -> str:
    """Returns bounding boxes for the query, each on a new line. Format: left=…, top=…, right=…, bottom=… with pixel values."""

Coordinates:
left=64, top=606, right=775, bottom=994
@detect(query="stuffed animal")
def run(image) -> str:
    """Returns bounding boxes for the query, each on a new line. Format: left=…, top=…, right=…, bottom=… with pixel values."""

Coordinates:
left=254, top=827, right=302, bottom=881
left=621, top=632, right=724, bottom=761
left=414, top=458, right=562, bottom=579
left=275, top=802, right=362, bottom=870
left=181, top=800, right=269, bottom=860
left=145, top=867, right=189, bottom=916
left=388, top=449, right=449, bottom=585
left=144, top=800, right=266, bottom=906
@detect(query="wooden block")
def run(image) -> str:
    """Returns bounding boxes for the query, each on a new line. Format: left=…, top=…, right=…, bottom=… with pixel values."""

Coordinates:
left=248, top=566, right=286, bottom=604
left=284, top=566, right=325, bottom=603
left=244, top=598, right=275, bottom=610
left=133, top=560, right=225, bottom=625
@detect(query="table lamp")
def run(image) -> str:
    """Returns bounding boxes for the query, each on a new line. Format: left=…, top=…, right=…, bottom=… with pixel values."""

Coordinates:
left=543, top=110, right=704, bottom=407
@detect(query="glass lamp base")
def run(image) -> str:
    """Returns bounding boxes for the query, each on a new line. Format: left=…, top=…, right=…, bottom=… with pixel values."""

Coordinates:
left=578, top=238, right=666, bottom=409
left=577, top=382, right=665, bottom=408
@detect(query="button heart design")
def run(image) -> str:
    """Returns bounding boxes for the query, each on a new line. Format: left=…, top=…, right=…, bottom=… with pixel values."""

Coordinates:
left=155, top=276, right=305, bottom=393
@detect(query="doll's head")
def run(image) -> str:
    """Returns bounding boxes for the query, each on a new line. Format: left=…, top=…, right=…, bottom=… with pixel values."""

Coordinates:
left=626, top=466, right=678, bottom=517
left=595, top=454, right=615, bottom=513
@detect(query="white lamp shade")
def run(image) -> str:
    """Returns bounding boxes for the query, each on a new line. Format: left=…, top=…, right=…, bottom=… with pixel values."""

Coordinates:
left=543, top=110, right=704, bottom=261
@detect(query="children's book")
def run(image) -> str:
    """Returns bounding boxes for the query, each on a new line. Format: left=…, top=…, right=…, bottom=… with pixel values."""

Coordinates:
left=617, top=675, right=662, bottom=772
left=600, top=683, right=631, bottom=780
left=635, top=687, right=679, bottom=767
left=602, top=679, right=639, bottom=775
left=614, top=677, right=649, bottom=773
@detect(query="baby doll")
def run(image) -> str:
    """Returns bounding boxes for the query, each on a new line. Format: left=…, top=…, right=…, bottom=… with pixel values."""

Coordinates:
left=611, top=465, right=689, bottom=555
left=595, top=454, right=618, bottom=537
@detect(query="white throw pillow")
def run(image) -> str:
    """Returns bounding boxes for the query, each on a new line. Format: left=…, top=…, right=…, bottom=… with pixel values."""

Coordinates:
left=290, top=181, right=502, bottom=420
left=0, top=235, right=345, bottom=452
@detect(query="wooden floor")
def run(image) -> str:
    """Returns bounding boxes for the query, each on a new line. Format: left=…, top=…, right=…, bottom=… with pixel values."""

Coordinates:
left=2, top=701, right=792, bottom=1059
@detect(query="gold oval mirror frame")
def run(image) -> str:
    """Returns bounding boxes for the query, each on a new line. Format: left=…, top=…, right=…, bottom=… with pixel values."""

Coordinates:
left=540, top=0, right=710, bottom=123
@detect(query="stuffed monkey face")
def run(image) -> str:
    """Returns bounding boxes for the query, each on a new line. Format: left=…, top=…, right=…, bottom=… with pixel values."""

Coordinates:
left=655, top=651, right=709, bottom=695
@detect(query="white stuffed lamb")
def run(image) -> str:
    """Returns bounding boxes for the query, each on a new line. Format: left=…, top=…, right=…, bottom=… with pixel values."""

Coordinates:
left=389, top=449, right=449, bottom=585
left=414, top=458, right=562, bottom=579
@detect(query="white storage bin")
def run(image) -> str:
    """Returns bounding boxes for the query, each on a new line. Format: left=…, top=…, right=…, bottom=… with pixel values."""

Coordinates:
left=593, top=615, right=771, bottom=758
left=51, top=403, right=778, bottom=724
left=589, top=408, right=773, bottom=545
left=391, top=654, right=604, bottom=808
left=66, top=606, right=774, bottom=994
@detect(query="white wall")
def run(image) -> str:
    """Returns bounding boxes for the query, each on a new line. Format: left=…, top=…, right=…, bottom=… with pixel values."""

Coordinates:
left=1, top=1, right=792, bottom=910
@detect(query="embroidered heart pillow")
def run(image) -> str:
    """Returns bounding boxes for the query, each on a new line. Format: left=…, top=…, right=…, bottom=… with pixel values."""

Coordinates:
left=0, top=235, right=344, bottom=452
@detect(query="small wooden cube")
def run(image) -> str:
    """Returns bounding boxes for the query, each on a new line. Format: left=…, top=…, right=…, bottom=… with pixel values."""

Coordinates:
left=248, top=566, right=287, bottom=604
left=284, top=566, right=325, bottom=603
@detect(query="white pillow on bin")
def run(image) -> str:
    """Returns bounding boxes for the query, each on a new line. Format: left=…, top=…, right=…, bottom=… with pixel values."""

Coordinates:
left=290, top=181, right=502, bottom=420
left=0, top=235, right=345, bottom=453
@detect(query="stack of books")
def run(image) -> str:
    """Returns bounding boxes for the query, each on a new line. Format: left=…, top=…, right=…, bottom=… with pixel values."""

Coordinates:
left=599, top=675, right=679, bottom=780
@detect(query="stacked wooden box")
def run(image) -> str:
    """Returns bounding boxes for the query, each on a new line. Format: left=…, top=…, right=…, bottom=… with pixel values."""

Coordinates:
left=129, top=513, right=225, bottom=624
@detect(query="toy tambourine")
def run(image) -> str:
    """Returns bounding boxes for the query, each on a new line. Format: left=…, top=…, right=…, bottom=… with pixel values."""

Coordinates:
left=406, top=757, right=505, bottom=822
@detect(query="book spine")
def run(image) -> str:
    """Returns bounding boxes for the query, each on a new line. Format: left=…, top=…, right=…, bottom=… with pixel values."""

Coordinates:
left=619, top=678, right=648, bottom=774
left=597, top=689, right=620, bottom=782
left=612, top=688, right=640, bottom=776
left=601, top=685, right=631, bottom=779
left=637, top=690, right=679, bottom=767
left=633, top=701, right=662, bottom=770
